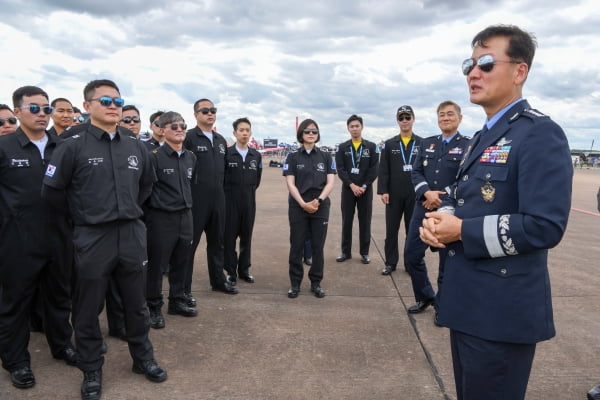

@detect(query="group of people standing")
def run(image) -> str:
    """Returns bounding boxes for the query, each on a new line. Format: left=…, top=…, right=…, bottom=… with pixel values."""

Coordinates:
left=0, top=23, right=579, bottom=400
left=0, top=81, right=262, bottom=400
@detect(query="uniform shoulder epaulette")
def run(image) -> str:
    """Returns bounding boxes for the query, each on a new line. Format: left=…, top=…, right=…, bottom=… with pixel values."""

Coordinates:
left=523, top=108, right=547, bottom=118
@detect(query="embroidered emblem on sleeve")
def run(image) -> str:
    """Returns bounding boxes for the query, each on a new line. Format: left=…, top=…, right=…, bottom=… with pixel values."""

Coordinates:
left=499, top=214, right=518, bottom=255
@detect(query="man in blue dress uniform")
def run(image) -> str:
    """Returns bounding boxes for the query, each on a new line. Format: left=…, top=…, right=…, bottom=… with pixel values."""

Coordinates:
left=420, top=25, right=573, bottom=400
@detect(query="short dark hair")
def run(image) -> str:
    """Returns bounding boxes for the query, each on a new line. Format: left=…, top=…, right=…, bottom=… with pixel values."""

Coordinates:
left=347, top=114, right=363, bottom=127
left=436, top=101, right=461, bottom=115
left=233, top=117, right=251, bottom=131
left=12, top=86, right=49, bottom=109
left=150, top=110, right=165, bottom=124
left=122, top=105, right=140, bottom=115
left=83, top=79, right=120, bottom=102
left=193, top=98, right=213, bottom=113
left=51, top=97, right=72, bottom=108
left=472, top=24, right=537, bottom=70
left=73, top=106, right=82, bottom=114
left=0, top=104, right=14, bottom=113
left=296, top=118, right=320, bottom=144
left=157, top=111, right=184, bottom=128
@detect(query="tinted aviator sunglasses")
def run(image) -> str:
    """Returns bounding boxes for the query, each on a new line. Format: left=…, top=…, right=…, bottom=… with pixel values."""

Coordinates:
left=73, top=116, right=85, bottom=123
left=0, top=117, right=17, bottom=126
left=90, top=96, right=125, bottom=107
left=121, top=116, right=141, bottom=124
left=397, top=114, right=412, bottom=122
left=196, top=107, right=217, bottom=115
left=303, top=129, right=319, bottom=134
left=166, top=123, right=187, bottom=131
left=462, top=54, right=522, bottom=76
left=21, top=104, right=53, bottom=115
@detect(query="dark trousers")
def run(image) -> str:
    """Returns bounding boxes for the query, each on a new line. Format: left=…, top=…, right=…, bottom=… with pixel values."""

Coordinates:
left=288, top=200, right=330, bottom=287
left=384, top=193, right=415, bottom=268
left=72, top=220, right=154, bottom=372
left=404, top=207, right=435, bottom=303
left=187, top=191, right=227, bottom=290
left=340, top=185, right=373, bottom=256
left=450, top=330, right=536, bottom=400
left=224, top=192, right=256, bottom=278
left=0, top=218, right=72, bottom=372
left=146, top=209, right=192, bottom=304
left=105, top=276, right=124, bottom=333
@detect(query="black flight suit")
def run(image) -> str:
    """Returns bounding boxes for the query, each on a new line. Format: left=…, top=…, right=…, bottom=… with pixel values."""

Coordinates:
left=0, top=129, right=73, bottom=372
left=224, top=146, right=262, bottom=280
left=42, top=125, right=156, bottom=372
left=334, top=139, right=379, bottom=257
left=406, top=133, right=469, bottom=306
left=145, top=144, right=195, bottom=308
left=377, top=134, right=422, bottom=270
left=282, top=147, right=336, bottom=288
left=184, top=127, right=229, bottom=290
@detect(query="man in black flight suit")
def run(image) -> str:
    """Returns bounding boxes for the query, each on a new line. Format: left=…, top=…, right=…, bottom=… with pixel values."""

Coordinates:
left=43, top=79, right=167, bottom=400
left=0, top=85, right=76, bottom=391
left=184, top=98, right=237, bottom=297
left=334, top=114, right=379, bottom=264
left=224, top=117, right=262, bottom=285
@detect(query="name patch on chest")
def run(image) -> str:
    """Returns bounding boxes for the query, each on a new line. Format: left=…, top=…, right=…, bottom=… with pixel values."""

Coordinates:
left=88, top=157, right=104, bottom=166
left=10, top=158, right=30, bottom=167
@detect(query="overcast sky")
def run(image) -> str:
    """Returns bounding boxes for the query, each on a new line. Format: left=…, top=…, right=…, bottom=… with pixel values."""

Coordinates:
left=1, top=0, right=599, bottom=149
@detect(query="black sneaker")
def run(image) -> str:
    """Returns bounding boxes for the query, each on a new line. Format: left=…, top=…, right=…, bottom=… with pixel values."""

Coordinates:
left=81, top=369, right=102, bottom=400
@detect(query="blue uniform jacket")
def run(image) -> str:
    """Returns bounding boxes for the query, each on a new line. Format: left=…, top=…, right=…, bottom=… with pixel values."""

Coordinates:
left=437, top=100, right=573, bottom=344
left=411, top=132, right=470, bottom=219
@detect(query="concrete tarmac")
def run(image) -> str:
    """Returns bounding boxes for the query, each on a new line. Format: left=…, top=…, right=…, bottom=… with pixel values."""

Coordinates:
left=1, top=163, right=599, bottom=399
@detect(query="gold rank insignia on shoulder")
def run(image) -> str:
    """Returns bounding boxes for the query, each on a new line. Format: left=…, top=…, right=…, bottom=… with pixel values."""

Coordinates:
left=481, top=181, right=495, bottom=202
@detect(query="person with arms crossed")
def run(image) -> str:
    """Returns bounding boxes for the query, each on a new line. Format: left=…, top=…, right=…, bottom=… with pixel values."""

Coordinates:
left=420, top=25, right=573, bottom=400
left=283, top=119, right=336, bottom=299
left=334, top=114, right=379, bottom=265
left=377, top=105, right=422, bottom=275
left=43, top=79, right=167, bottom=400
left=224, top=117, right=262, bottom=285
left=405, top=101, right=469, bottom=322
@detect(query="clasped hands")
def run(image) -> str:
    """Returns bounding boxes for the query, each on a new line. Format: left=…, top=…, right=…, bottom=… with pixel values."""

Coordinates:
left=419, top=212, right=462, bottom=248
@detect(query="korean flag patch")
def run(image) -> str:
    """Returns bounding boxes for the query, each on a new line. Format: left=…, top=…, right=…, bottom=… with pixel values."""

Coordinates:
left=45, top=164, right=57, bottom=178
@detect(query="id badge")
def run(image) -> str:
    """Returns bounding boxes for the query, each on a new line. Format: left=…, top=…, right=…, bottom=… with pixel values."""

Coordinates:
left=403, top=164, right=412, bottom=172
left=351, top=168, right=360, bottom=174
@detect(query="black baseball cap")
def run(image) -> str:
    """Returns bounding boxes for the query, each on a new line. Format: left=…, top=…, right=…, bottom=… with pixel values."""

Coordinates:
left=397, top=105, right=414, bottom=117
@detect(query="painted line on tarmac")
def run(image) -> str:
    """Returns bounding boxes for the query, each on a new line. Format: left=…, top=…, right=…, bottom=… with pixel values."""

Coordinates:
left=571, top=207, right=600, bottom=217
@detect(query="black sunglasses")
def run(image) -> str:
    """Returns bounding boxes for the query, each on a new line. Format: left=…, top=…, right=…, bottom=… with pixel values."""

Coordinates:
left=0, top=117, right=17, bottom=126
left=303, top=129, right=319, bottom=134
left=73, top=116, right=85, bottom=123
left=397, top=114, right=412, bottom=122
left=121, top=116, right=141, bottom=124
left=21, top=104, right=53, bottom=115
left=167, top=123, right=187, bottom=131
left=462, top=54, right=522, bottom=76
left=195, top=107, right=217, bottom=115
left=90, top=96, right=125, bottom=107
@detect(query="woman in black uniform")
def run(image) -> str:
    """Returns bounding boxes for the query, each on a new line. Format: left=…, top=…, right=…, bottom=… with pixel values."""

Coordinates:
left=282, top=119, right=336, bottom=298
